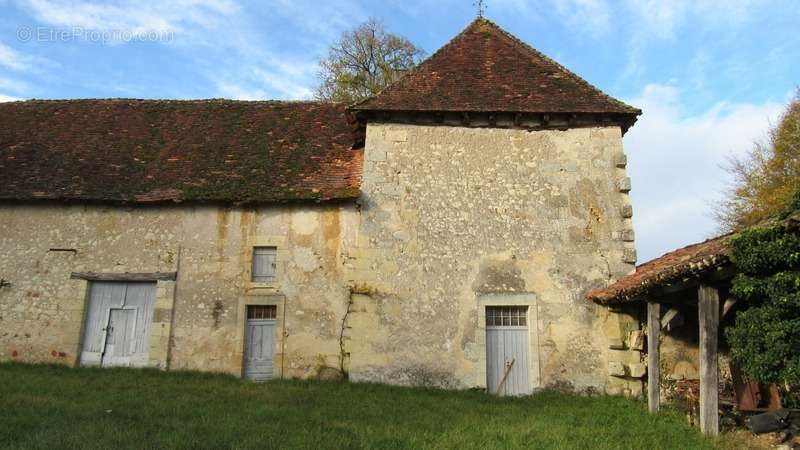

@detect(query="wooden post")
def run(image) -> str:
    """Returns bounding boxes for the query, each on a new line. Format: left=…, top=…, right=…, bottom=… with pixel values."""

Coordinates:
left=698, top=285, right=720, bottom=436
left=647, top=301, right=660, bottom=414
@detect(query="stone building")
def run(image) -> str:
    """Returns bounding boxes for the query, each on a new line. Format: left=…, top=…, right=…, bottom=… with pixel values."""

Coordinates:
left=0, top=19, right=643, bottom=395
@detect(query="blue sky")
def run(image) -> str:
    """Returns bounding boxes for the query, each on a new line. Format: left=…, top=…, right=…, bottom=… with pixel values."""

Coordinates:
left=1, top=0, right=798, bottom=261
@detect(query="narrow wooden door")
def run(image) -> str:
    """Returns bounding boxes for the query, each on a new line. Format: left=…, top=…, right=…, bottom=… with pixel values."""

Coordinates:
left=243, top=305, right=277, bottom=381
left=486, top=306, right=530, bottom=396
left=102, top=308, right=137, bottom=367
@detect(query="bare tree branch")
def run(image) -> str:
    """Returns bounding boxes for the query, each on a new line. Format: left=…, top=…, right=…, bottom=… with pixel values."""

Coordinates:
left=314, top=18, right=425, bottom=104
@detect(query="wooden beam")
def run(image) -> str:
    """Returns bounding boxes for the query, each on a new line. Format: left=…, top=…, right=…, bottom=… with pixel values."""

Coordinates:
left=651, top=264, right=737, bottom=298
left=647, top=301, right=661, bottom=414
left=568, top=113, right=577, bottom=127
left=722, top=298, right=738, bottom=319
left=660, top=308, right=680, bottom=330
left=70, top=272, right=177, bottom=282
left=698, top=284, right=720, bottom=436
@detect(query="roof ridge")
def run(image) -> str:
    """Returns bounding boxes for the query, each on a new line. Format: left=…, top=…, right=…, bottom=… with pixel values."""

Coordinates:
left=475, top=19, right=640, bottom=114
left=634, top=233, right=733, bottom=269
left=349, top=19, right=484, bottom=110
left=5, top=98, right=340, bottom=106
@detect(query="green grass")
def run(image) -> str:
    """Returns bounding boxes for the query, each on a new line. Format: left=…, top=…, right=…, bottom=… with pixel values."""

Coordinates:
left=0, top=363, right=716, bottom=450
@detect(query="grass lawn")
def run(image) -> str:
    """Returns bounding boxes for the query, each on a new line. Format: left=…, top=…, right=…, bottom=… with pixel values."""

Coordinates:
left=0, top=363, right=732, bottom=449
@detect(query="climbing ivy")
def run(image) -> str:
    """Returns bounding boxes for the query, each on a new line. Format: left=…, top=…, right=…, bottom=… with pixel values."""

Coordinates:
left=726, top=190, right=800, bottom=393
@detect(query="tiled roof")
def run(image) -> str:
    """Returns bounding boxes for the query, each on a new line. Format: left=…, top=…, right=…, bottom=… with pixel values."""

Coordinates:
left=587, top=234, right=733, bottom=304
left=352, top=18, right=640, bottom=117
left=0, top=99, right=363, bottom=204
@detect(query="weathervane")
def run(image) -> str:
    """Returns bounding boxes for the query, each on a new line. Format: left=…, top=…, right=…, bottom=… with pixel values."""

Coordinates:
left=473, top=0, right=486, bottom=18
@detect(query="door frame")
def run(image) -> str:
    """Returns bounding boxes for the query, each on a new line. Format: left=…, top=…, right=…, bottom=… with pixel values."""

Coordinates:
left=476, top=293, right=541, bottom=392
left=238, top=296, right=285, bottom=379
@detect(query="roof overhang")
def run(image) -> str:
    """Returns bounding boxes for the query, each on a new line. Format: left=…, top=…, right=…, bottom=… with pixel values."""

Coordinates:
left=352, top=109, right=640, bottom=135
left=594, top=262, right=737, bottom=306
left=587, top=234, right=734, bottom=305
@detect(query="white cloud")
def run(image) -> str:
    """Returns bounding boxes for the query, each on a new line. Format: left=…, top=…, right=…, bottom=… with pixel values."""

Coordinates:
left=215, top=82, right=267, bottom=101
left=250, top=67, right=313, bottom=100
left=491, top=0, right=538, bottom=17
left=623, top=0, right=687, bottom=40
left=17, top=0, right=328, bottom=100
left=624, top=83, right=784, bottom=262
left=624, top=0, right=768, bottom=40
left=551, top=0, right=611, bottom=37
left=21, top=0, right=239, bottom=37
left=0, top=76, right=30, bottom=94
left=490, top=0, right=609, bottom=36
left=0, top=93, right=22, bottom=102
left=213, top=65, right=314, bottom=101
left=616, top=0, right=786, bottom=89
left=495, top=0, right=768, bottom=40
left=266, top=0, right=365, bottom=40
left=0, top=42, right=42, bottom=72
left=0, top=43, right=30, bottom=71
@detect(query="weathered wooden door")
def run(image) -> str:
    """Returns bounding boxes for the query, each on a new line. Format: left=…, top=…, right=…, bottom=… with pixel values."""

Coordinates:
left=80, top=281, right=156, bottom=367
left=102, top=308, right=137, bottom=367
left=486, top=306, right=530, bottom=396
left=243, top=305, right=277, bottom=381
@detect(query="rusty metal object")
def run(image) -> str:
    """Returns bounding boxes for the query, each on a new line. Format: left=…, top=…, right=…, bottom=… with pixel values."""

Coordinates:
left=676, top=379, right=701, bottom=427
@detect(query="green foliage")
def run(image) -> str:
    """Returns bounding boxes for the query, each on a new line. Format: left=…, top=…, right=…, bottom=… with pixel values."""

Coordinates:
left=314, top=18, right=425, bottom=104
left=726, top=209, right=800, bottom=387
left=729, top=227, right=800, bottom=275
left=0, top=363, right=715, bottom=449
left=726, top=300, right=800, bottom=385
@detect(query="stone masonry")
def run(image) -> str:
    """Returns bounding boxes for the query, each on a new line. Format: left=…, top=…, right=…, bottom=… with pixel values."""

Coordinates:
left=0, top=204, right=360, bottom=378
left=343, top=123, right=642, bottom=394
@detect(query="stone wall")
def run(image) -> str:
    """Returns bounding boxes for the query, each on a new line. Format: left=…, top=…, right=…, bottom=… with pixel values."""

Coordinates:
left=0, top=203, right=358, bottom=378
left=345, top=123, right=642, bottom=394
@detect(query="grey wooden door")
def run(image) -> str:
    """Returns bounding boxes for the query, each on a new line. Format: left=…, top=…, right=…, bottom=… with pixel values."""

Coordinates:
left=80, top=281, right=156, bottom=367
left=244, top=305, right=277, bottom=381
left=486, top=306, right=530, bottom=396
left=102, top=308, right=137, bottom=367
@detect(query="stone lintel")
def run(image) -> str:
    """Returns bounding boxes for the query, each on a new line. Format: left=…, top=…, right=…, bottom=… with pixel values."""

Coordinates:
left=70, top=271, right=177, bottom=281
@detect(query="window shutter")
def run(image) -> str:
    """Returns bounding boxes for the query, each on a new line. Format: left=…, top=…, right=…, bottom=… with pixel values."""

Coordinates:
left=252, top=247, right=277, bottom=282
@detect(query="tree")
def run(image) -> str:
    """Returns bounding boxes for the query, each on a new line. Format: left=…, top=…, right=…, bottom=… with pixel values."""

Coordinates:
left=725, top=192, right=800, bottom=401
left=314, top=18, right=425, bottom=104
left=716, top=92, right=800, bottom=231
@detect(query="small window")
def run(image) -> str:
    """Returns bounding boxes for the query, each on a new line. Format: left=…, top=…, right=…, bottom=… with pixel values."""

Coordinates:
left=486, top=306, right=528, bottom=327
left=247, top=305, right=277, bottom=320
left=251, top=247, right=277, bottom=283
